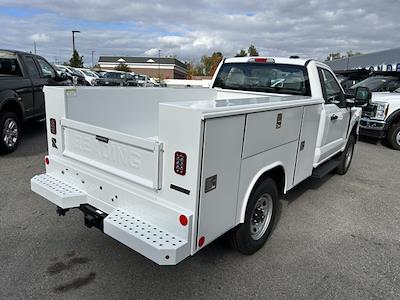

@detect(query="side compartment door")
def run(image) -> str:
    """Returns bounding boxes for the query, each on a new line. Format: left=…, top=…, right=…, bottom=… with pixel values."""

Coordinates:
left=197, top=115, right=245, bottom=248
left=317, top=67, right=350, bottom=162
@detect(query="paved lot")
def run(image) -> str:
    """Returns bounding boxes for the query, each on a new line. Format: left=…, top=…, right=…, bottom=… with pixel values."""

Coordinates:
left=0, top=122, right=399, bottom=300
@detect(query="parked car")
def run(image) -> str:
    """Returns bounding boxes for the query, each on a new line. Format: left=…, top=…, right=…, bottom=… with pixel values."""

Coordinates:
left=55, top=65, right=90, bottom=86
left=31, top=56, right=366, bottom=265
left=0, top=49, right=69, bottom=153
left=348, top=72, right=400, bottom=94
left=335, top=68, right=371, bottom=91
left=94, top=71, right=138, bottom=86
left=75, top=68, right=98, bottom=85
left=133, top=74, right=155, bottom=87
left=359, top=87, right=400, bottom=149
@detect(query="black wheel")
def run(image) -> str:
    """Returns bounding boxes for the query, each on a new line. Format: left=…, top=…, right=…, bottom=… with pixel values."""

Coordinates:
left=0, top=111, right=21, bottom=154
left=230, top=177, right=278, bottom=255
left=387, top=123, right=400, bottom=150
left=336, top=135, right=355, bottom=175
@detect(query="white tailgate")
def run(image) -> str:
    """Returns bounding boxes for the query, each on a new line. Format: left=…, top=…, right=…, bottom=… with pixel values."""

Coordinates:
left=61, top=119, right=163, bottom=190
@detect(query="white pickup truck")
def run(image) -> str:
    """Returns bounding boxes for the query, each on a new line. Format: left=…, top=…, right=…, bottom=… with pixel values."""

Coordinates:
left=31, top=57, right=368, bottom=265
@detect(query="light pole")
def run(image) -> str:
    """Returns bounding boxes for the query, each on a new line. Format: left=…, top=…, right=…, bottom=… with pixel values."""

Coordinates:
left=91, top=50, right=95, bottom=68
left=158, top=49, right=161, bottom=82
left=72, top=30, right=80, bottom=53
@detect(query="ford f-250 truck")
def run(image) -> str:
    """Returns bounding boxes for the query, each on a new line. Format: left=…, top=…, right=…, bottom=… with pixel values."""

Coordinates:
left=0, top=49, right=69, bottom=154
left=30, top=57, right=368, bottom=265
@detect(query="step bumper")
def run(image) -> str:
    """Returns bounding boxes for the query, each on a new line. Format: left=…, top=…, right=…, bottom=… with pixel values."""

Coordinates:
left=104, top=208, right=190, bottom=265
left=31, top=174, right=87, bottom=209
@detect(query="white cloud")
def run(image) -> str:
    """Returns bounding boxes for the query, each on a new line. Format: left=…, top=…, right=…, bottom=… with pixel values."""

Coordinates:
left=29, top=33, right=49, bottom=43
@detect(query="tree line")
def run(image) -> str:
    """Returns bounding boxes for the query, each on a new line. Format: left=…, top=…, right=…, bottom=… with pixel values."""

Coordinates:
left=187, top=44, right=259, bottom=78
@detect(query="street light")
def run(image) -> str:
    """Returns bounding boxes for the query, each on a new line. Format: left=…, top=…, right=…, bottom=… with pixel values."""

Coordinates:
left=158, top=49, right=161, bottom=82
left=72, top=30, right=80, bottom=53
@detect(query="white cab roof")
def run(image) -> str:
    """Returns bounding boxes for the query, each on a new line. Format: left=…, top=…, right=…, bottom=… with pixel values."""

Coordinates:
left=224, top=56, right=310, bottom=66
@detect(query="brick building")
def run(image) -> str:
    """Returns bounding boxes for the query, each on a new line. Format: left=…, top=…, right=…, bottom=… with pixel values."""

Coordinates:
left=98, top=56, right=188, bottom=79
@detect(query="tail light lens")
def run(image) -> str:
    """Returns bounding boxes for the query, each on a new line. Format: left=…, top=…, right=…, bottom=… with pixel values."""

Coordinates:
left=44, top=156, right=49, bottom=165
left=50, top=118, right=57, bottom=134
left=174, top=152, right=187, bottom=175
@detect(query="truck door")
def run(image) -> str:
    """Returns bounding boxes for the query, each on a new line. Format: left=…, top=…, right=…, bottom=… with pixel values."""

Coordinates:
left=317, top=67, right=350, bottom=161
left=23, top=55, right=45, bottom=117
left=33, top=57, right=58, bottom=115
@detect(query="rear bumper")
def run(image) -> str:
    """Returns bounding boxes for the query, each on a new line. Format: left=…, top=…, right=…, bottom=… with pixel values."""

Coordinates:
left=31, top=171, right=192, bottom=265
left=359, top=118, right=386, bottom=139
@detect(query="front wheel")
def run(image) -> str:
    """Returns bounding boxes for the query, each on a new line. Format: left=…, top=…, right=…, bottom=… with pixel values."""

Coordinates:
left=230, top=177, right=278, bottom=255
left=336, top=135, right=355, bottom=175
left=0, top=111, right=21, bottom=154
left=387, top=123, right=400, bottom=150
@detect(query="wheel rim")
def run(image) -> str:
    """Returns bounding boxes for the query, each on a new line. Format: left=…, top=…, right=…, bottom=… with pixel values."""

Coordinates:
left=3, top=117, right=18, bottom=148
left=250, top=193, right=273, bottom=240
left=345, top=142, right=354, bottom=169
left=396, top=131, right=400, bottom=146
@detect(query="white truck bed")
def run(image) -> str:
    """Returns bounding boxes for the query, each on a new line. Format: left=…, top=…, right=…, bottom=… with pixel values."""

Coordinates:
left=31, top=86, right=323, bottom=265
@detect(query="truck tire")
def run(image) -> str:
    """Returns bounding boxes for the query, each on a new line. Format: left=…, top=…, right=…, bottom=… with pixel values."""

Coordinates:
left=387, top=123, right=400, bottom=150
left=336, top=135, right=355, bottom=175
left=230, top=177, right=278, bottom=255
left=0, top=111, right=21, bottom=154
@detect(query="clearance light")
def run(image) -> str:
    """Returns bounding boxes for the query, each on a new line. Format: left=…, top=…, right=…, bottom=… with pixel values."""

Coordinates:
left=198, top=236, right=205, bottom=247
left=44, top=156, right=49, bottom=165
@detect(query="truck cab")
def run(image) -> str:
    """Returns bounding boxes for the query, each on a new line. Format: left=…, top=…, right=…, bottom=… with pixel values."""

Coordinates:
left=31, top=57, right=365, bottom=265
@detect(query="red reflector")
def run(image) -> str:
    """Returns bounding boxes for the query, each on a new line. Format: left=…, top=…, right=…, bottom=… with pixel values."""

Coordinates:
left=44, top=156, right=49, bottom=165
left=50, top=118, right=57, bottom=134
left=254, top=58, right=267, bottom=63
left=179, top=215, right=188, bottom=226
left=198, top=236, right=205, bottom=247
left=174, top=152, right=187, bottom=175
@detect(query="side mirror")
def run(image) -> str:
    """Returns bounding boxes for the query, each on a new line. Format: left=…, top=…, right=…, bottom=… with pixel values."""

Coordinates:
left=354, top=87, right=371, bottom=107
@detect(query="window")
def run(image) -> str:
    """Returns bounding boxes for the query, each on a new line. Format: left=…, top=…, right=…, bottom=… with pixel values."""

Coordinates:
left=0, top=57, right=22, bottom=77
left=24, top=56, right=41, bottom=78
left=213, top=63, right=310, bottom=96
left=387, top=64, right=393, bottom=71
left=318, top=68, right=344, bottom=106
left=36, top=58, right=56, bottom=78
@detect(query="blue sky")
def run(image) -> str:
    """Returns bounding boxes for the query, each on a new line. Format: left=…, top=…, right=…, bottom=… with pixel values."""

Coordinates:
left=1, top=0, right=399, bottom=66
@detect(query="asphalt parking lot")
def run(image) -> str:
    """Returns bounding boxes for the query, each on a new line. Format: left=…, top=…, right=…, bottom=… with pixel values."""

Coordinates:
left=0, top=122, right=399, bottom=300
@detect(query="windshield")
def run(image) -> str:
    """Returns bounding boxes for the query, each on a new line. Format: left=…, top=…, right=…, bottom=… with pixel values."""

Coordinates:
left=350, top=76, right=391, bottom=91
left=394, top=88, right=400, bottom=93
left=213, top=63, right=311, bottom=96
left=81, top=70, right=93, bottom=77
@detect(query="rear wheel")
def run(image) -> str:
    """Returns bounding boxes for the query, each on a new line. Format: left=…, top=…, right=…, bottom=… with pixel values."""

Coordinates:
left=0, top=111, right=21, bottom=154
left=336, top=135, right=355, bottom=175
left=387, top=123, right=400, bottom=150
left=230, top=177, right=278, bottom=255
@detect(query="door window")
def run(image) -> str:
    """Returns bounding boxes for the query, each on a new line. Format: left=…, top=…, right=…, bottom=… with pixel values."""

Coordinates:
left=318, top=68, right=344, bottom=107
left=36, top=58, right=56, bottom=78
left=24, top=56, right=41, bottom=78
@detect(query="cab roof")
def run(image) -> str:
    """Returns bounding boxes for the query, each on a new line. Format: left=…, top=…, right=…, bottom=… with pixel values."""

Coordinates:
left=224, top=56, right=311, bottom=66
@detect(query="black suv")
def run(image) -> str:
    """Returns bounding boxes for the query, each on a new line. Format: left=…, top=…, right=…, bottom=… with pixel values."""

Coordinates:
left=0, top=49, right=69, bottom=154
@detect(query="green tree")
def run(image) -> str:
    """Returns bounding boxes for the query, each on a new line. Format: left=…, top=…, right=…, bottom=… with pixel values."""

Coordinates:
left=235, top=49, right=247, bottom=57
left=201, top=52, right=223, bottom=76
left=248, top=44, right=259, bottom=56
left=69, top=50, right=84, bottom=68
left=114, top=62, right=131, bottom=72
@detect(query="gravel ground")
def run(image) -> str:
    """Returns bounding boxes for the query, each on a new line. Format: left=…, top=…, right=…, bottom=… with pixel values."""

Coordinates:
left=0, top=122, right=399, bottom=300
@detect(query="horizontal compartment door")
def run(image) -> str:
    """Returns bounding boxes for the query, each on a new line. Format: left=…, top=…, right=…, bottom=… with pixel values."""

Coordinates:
left=61, top=119, right=162, bottom=190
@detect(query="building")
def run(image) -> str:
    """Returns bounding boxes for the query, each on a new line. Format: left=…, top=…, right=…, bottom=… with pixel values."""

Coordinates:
left=325, top=47, right=400, bottom=72
left=98, top=56, right=188, bottom=79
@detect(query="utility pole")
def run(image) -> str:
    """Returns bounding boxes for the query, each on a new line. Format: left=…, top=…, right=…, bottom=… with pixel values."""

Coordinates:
left=33, top=41, right=37, bottom=54
left=91, top=50, right=95, bottom=68
left=158, top=49, right=161, bottom=82
left=72, top=30, right=80, bottom=53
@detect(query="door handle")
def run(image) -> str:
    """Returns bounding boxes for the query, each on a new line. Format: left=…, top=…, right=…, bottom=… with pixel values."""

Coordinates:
left=330, top=114, right=338, bottom=120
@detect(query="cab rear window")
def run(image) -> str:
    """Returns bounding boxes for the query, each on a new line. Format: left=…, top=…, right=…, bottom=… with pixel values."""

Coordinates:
left=213, top=63, right=311, bottom=96
left=0, top=55, right=22, bottom=77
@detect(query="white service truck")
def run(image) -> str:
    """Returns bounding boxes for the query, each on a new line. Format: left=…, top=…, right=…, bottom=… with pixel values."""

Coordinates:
left=31, top=57, right=368, bottom=265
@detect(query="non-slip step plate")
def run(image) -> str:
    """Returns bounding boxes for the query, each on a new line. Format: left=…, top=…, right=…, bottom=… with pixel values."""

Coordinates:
left=31, top=173, right=87, bottom=209
left=104, top=209, right=189, bottom=265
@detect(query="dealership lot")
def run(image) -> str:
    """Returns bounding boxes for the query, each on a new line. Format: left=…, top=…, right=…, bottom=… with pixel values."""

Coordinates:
left=0, top=122, right=399, bottom=299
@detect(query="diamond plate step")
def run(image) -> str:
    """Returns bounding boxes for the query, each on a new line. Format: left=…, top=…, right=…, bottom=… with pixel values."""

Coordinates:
left=31, top=174, right=87, bottom=209
left=104, top=209, right=190, bottom=265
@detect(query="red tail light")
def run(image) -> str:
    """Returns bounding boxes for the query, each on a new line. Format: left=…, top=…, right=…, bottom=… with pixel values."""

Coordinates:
left=44, top=156, right=49, bottom=165
left=198, top=236, right=205, bottom=247
left=50, top=118, right=57, bottom=134
left=179, top=215, right=188, bottom=226
left=174, top=152, right=187, bottom=175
